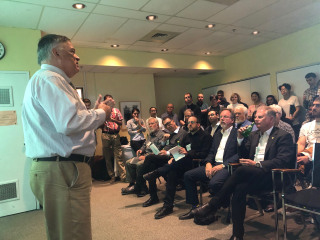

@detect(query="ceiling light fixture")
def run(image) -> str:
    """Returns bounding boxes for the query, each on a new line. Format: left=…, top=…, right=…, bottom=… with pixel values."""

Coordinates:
left=205, top=52, right=211, bottom=55
left=111, top=44, right=119, bottom=48
left=146, top=15, right=157, bottom=21
left=206, top=24, right=215, bottom=28
left=161, top=49, right=168, bottom=52
left=72, top=3, right=86, bottom=9
left=252, top=31, right=259, bottom=35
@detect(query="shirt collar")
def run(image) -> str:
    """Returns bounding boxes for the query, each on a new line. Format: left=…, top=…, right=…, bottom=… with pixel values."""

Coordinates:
left=171, top=127, right=180, bottom=134
left=221, top=125, right=233, bottom=134
left=260, top=126, right=273, bottom=137
left=41, top=64, right=71, bottom=83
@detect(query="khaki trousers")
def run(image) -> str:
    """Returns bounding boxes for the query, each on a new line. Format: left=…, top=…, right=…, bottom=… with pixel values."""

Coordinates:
left=30, top=159, right=92, bottom=240
left=102, top=133, right=125, bottom=180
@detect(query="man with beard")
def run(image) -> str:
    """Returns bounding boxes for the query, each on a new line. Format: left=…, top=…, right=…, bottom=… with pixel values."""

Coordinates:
left=205, top=110, right=221, bottom=137
left=234, top=106, right=257, bottom=131
left=197, top=93, right=209, bottom=128
left=178, top=93, right=201, bottom=128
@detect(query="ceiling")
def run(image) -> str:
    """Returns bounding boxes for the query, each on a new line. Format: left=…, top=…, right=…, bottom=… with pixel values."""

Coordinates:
left=1, top=0, right=320, bottom=77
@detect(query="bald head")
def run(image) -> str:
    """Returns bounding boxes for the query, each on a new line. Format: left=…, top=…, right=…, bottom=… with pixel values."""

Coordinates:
left=167, top=103, right=174, bottom=114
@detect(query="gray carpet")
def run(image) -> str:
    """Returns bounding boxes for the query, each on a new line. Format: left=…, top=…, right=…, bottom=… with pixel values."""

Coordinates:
left=1, top=179, right=320, bottom=240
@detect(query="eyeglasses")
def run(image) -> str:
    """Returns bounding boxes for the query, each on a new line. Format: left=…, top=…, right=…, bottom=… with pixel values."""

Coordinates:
left=188, top=121, right=197, bottom=124
left=164, top=122, right=172, bottom=127
left=209, top=114, right=216, bottom=116
left=220, top=115, right=230, bottom=119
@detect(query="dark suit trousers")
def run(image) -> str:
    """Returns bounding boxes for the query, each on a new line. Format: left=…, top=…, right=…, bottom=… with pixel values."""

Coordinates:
left=157, top=157, right=193, bottom=209
left=137, top=155, right=170, bottom=197
left=184, top=165, right=229, bottom=206
left=208, top=166, right=273, bottom=238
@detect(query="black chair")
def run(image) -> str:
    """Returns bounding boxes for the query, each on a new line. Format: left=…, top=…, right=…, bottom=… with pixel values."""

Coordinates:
left=274, top=143, right=320, bottom=240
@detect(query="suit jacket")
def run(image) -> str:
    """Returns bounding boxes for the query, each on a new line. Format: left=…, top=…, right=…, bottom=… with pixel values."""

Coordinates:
left=205, top=124, right=221, bottom=136
left=204, top=127, right=239, bottom=166
left=238, top=127, right=294, bottom=172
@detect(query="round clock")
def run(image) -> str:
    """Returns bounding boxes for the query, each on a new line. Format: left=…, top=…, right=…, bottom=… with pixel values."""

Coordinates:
left=0, top=42, right=5, bottom=60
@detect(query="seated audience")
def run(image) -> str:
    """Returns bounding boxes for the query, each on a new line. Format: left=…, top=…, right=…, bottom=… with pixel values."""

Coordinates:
left=83, top=98, right=91, bottom=110
left=248, top=92, right=265, bottom=121
left=234, top=105, right=257, bottom=131
left=217, top=90, right=229, bottom=108
left=192, top=106, right=294, bottom=240
left=179, top=109, right=239, bottom=220
left=266, top=95, right=278, bottom=106
left=269, top=104, right=295, bottom=143
left=178, top=93, right=201, bottom=127
left=137, top=117, right=188, bottom=207
left=143, top=116, right=212, bottom=219
left=197, top=93, right=209, bottom=128
left=208, top=95, right=220, bottom=115
left=227, top=93, right=247, bottom=109
left=183, top=109, right=194, bottom=131
left=122, top=117, right=164, bottom=196
left=161, top=103, right=180, bottom=130
left=146, top=107, right=165, bottom=131
left=278, top=83, right=301, bottom=141
left=205, top=110, right=220, bottom=137
left=127, top=108, right=146, bottom=153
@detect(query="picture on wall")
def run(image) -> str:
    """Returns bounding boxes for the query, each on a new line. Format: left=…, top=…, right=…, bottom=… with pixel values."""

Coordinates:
left=119, top=101, right=141, bottom=129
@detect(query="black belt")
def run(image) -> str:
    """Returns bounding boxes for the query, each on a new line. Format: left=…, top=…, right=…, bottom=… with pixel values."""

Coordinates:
left=102, top=131, right=119, bottom=135
left=35, top=154, right=91, bottom=163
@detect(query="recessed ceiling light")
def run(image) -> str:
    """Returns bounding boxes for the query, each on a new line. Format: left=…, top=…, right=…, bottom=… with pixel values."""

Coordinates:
left=206, top=24, right=215, bottom=28
left=111, top=45, right=119, bottom=48
left=252, top=31, right=259, bottom=35
left=205, top=52, right=211, bottom=55
left=146, top=15, right=157, bottom=21
left=72, top=3, right=86, bottom=9
left=161, top=49, right=168, bottom=52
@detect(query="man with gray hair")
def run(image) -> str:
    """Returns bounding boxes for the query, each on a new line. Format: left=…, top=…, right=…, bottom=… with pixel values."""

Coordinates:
left=22, top=34, right=114, bottom=240
left=122, top=117, right=164, bottom=196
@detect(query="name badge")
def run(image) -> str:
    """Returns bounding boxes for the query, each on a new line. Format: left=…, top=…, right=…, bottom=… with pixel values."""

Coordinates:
left=186, top=144, right=191, bottom=151
left=166, top=140, right=169, bottom=145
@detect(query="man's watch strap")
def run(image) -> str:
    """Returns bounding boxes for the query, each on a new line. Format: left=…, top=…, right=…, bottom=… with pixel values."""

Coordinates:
left=255, top=162, right=261, bottom=168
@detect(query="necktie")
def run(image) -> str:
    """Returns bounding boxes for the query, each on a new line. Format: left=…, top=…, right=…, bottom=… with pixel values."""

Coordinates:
left=69, top=81, right=76, bottom=90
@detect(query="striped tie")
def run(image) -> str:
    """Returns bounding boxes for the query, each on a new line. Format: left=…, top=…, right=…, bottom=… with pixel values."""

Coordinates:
left=69, top=81, right=76, bottom=90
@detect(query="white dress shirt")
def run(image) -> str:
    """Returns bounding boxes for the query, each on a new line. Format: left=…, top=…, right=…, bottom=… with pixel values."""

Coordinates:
left=215, top=126, right=233, bottom=163
left=210, top=122, right=220, bottom=137
left=22, top=64, right=106, bottom=158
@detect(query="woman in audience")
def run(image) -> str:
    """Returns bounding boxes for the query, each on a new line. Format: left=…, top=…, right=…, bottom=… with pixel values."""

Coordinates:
left=266, top=95, right=278, bottom=106
left=227, top=93, right=248, bottom=109
left=248, top=92, right=265, bottom=121
left=127, top=107, right=146, bottom=154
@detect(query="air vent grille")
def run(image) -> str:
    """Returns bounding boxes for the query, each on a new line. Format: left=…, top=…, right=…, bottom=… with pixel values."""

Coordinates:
left=140, top=30, right=180, bottom=43
left=0, top=86, right=13, bottom=107
left=0, top=180, right=19, bottom=203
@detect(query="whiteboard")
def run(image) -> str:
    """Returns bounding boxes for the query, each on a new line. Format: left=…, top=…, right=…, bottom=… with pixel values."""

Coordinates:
left=202, top=74, right=272, bottom=107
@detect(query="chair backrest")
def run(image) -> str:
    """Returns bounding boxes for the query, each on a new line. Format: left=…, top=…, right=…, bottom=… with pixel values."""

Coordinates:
left=312, top=143, right=320, bottom=188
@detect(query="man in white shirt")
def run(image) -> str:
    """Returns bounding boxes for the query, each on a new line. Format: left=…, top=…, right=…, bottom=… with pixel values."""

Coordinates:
left=146, top=107, right=165, bottom=131
left=22, top=34, right=113, bottom=240
left=205, top=110, right=220, bottom=137
left=192, top=106, right=294, bottom=240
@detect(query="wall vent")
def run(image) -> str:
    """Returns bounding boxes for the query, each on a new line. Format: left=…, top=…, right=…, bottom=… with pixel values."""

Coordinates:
left=0, top=86, right=14, bottom=107
left=0, top=180, right=20, bottom=204
left=139, top=30, right=180, bottom=43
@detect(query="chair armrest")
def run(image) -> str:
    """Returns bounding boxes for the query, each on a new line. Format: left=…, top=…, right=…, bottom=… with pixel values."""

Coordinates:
left=193, top=159, right=202, bottom=162
left=229, top=163, right=242, bottom=166
left=272, top=169, right=302, bottom=173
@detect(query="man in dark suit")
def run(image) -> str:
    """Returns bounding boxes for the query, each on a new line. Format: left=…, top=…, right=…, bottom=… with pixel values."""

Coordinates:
left=205, top=110, right=221, bottom=137
left=192, top=106, right=294, bottom=240
left=179, top=109, right=239, bottom=220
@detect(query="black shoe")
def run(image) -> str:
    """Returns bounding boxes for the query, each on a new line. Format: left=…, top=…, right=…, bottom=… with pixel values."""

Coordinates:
left=121, top=185, right=137, bottom=195
left=136, top=185, right=149, bottom=197
left=176, top=183, right=185, bottom=191
left=143, top=170, right=160, bottom=181
left=229, top=235, right=243, bottom=240
left=179, top=208, right=195, bottom=220
left=155, top=207, right=173, bottom=219
left=193, top=203, right=216, bottom=219
left=121, top=183, right=134, bottom=191
left=143, top=196, right=159, bottom=207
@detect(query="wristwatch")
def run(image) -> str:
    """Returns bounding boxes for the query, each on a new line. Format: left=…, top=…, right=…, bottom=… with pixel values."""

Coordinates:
left=255, top=162, right=261, bottom=168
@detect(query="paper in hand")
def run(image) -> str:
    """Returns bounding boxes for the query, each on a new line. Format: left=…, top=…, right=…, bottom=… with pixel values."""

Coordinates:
left=147, top=142, right=160, bottom=155
left=168, top=146, right=185, bottom=161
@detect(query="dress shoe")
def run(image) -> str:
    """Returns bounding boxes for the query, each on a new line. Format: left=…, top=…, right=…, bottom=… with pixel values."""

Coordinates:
left=137, top=186, right=149, bottom=197
left=121, top=183, right=134, bottom=191
left=121, top=185, right=137, bottom=195
left=143, top=170, right=160, bottom=181
left=109, top=176, right=116, bottom=184
left=176, top=183, right=185, bottom=191
left=229, top=235, right=243, bottom=240
left=143, top=196, right=159, bottom=207
left=193, top=203, right=216, bottom=219
left=179, top=208, right=195, bottom=220
left=154, top=207, right=173, bottom=219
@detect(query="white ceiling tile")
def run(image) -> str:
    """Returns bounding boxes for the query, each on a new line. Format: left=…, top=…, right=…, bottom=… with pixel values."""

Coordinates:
left=73, top=41, right=130, bottom=49
left=126, top=45, right=178, bottom=53
left=114, top=67, right=147, bottom=73
left=219, top=26, right=256, bottom=35
left=156, top=24, right=189, bottom=33
left=183, top=31, right=235, bottom=51
left=222, top=37, right=272, bottom=53
left=272, top=26, right=302, bottom=35
left=165, top=17, right=226, bottom=30
left=108, top=19, right=160, bottom=45
left=207, top=35, right=254, bottom=52
left=38, top=7, right=88, bottom=38
left=174, top=49, right=211, bottom=56
left=206, top=0, right=278, bottom=24
left=258, top=2, right=320, bottom=32
left=79, top=65, right=96, bottom=72
left=233, top=0, right=314, bottom=29
left=287, top=14, right=320, bottom=30
left=141, top=0, right=195, bottom=15
left=90, top=66, right=122, bottom=73
left=258, top=31, right=286, bottom=39
left=99, top=0, right=150, bottom=10
left=14, top=0, right=97, bottom=13
left=0, top=1, right=42, bottom=29
left=73, top=14, right=128, bottom=42
left=159, top=28, right=212, bottom=49
left=132, top=41, right=163, bottom=47
left=93, top=5, right=171, bottom=23
left=176, top=1, right=227, bottom=21
left=135, top=68, right=166, bottom=74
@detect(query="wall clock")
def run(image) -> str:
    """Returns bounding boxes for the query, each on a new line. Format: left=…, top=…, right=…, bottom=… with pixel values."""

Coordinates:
left=0, top=42, right=5, bottom=60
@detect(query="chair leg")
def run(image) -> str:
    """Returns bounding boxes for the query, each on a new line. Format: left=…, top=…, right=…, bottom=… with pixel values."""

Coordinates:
left=300, top=211, right=306, bottom=226
left=199, top=182, right=203, bottom=206
left=283, top=204, right=287, bottom=240
left=254, top=197, right=264, bottom=216
left=273, top=193, right=279, bottom=240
